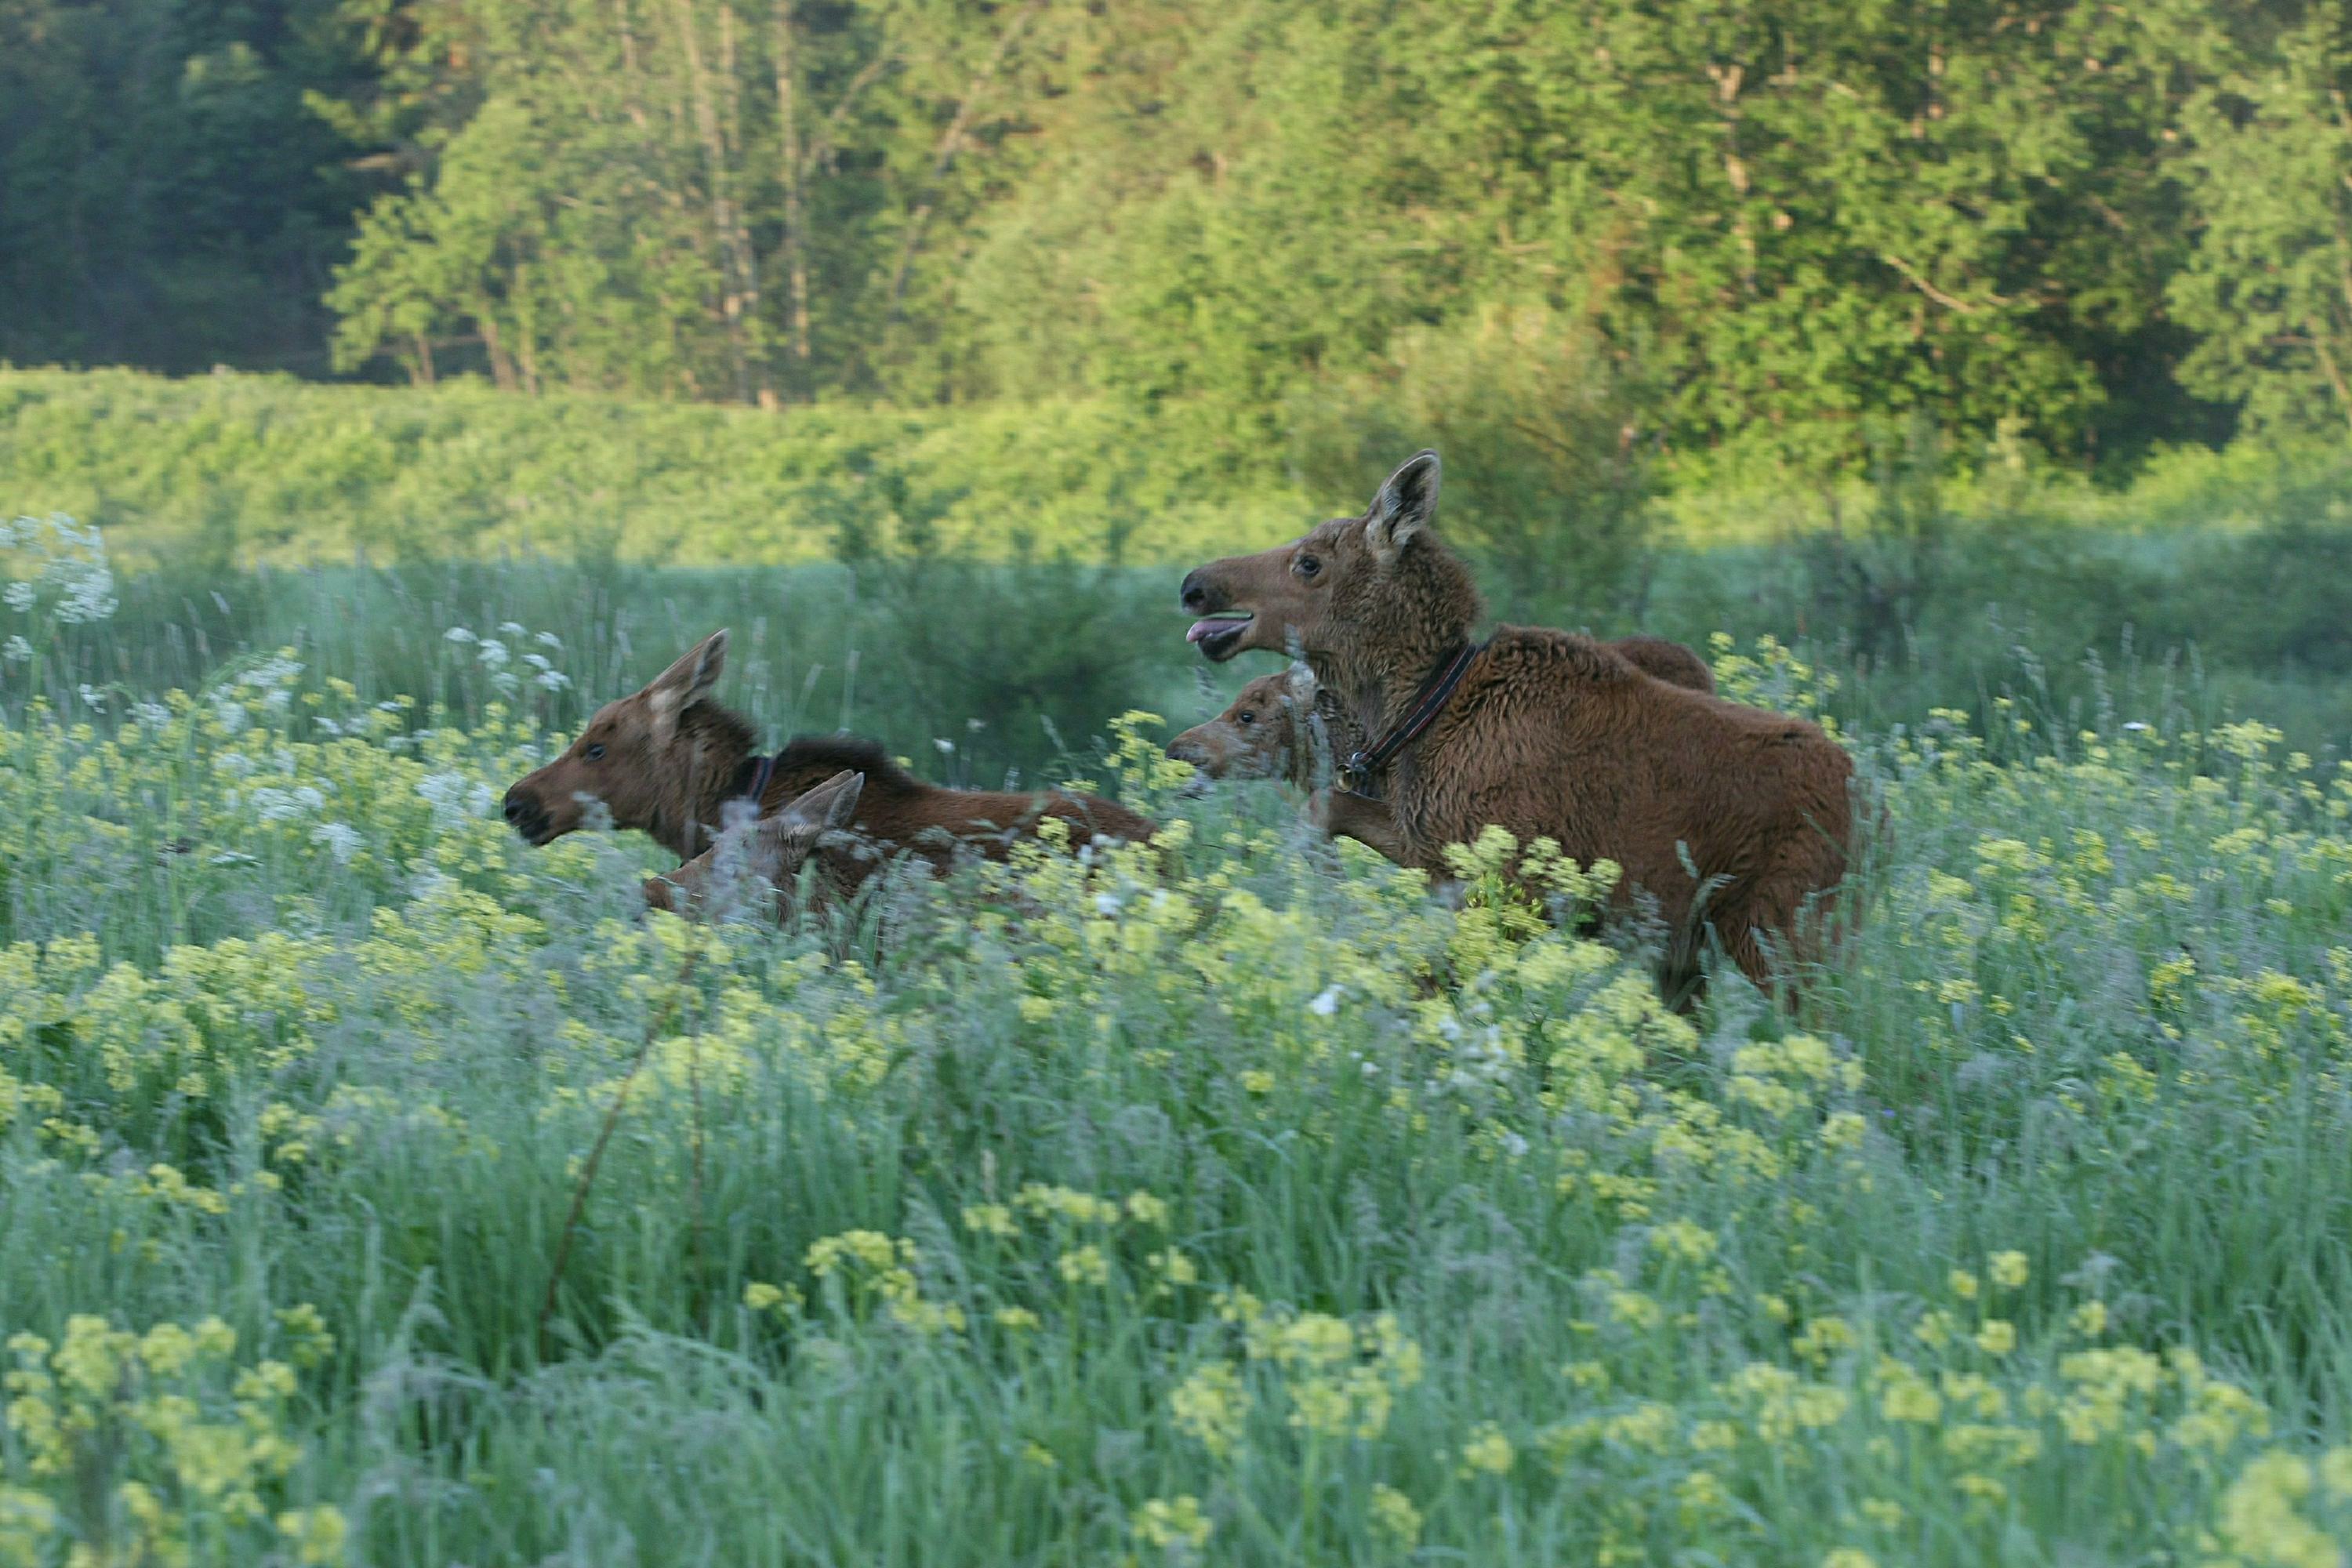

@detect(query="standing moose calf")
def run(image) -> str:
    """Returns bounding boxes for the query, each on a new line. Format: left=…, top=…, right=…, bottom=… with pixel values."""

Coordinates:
left=1177, top=451, right=1857, bottom=993
left=503, top=630, right=1155, bottom=918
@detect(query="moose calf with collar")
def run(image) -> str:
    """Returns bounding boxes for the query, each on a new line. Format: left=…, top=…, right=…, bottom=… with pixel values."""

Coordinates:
left=1177, top=451, right=1858, bottom=994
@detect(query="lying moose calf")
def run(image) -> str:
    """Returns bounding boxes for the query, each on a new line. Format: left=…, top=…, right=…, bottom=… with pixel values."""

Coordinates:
left=1167, top=637, right=1714, bottom=789
left=639, top=767, right=868, bottom=920
left=503, top=630, right=1156, bottom=918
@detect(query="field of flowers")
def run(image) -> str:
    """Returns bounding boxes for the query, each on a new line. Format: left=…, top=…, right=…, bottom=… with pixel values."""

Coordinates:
left=3, top=515, right=2351, bottom=1566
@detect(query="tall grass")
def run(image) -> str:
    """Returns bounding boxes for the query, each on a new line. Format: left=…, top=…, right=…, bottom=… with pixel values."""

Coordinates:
left=0, top=548, right=2348, bottom=1561
left=10, top=529, right=2352, bottom=780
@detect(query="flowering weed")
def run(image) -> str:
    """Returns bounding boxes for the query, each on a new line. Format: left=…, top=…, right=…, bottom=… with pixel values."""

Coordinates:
left=0, top=633, right=2347, bottom=1563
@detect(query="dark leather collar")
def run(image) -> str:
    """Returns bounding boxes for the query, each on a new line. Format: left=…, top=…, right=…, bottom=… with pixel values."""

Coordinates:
left=1341, top=639, right=1485, bottom=797
left=738, top=752, right=781, bottom=810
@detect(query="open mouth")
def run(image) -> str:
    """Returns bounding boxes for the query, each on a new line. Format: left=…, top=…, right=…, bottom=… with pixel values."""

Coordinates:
left=1185, top=613, right=1254, bottom=661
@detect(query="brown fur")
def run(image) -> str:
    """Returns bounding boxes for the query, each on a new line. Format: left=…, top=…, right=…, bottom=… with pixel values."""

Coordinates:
left=642, top=769, right=873, bottom=921
left=1608, top=636, right=1716, bottom=696
left=503, top=631, right=1156, bottom=900
left=1178, top=451, right=1856, bottom=990
left=1167, top=637, right=1714, bottom=789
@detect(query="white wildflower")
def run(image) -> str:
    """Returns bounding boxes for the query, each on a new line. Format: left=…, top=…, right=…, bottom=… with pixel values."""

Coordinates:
left=445, top=626, right=477, bottom=644
left=310, top=822, right=363, bottom=864
left=416, top=771, right=488, bottom=826
left=477, top=639, right=510, bottom=670
left=1308, top=985, right=1343, bottom=1017
left=1094, top=891, right=1124, bottom=916
left=934, top=737, right=955, bottom=754
left=250, top=786, right=325, bottom=823
left=498, top=621, right=526, bottom=637
left=535, top=630, right=562, bottom=648
left=77, top=684, right=106, bottom=712
left=50, top=554, right=118, bottom=623
left=241, top=655, right=303, bottom=691
left=534, top=669, right=571, bottom=691
left=2, top=634, right=29, bottom=664
left=133, top=702, right=172, bottom=731
left=2, top=581, right=31, bottom=612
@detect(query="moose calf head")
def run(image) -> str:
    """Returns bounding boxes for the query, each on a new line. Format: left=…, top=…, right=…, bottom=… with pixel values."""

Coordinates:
left=1177, top=449, right=1481, bottom=676
left=1164, top=668, right=1318, bottom=789
left=503, top=630, right=734, bottom=850
left=642, top=769, right=868, bottom=922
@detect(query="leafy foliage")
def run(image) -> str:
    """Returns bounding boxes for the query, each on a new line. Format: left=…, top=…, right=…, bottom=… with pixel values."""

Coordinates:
left=2172, top=1, right=2352, bottom=437
left=11, top=1, right=2352, bottom=474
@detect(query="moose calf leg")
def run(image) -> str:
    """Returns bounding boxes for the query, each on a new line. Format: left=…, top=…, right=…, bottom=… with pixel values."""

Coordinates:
left=1308, top=788, right=1411, bottom=866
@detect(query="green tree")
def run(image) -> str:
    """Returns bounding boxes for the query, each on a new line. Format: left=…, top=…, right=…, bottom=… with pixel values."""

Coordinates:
left=0, top=0, right=372, bottom=372
left=2172, top=1, right=2352, bottom=438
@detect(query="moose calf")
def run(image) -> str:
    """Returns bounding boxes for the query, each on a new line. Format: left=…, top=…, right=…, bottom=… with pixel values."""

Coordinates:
left=1178, top=451, right=1857, bottom=993
left=639, top=768, right=868, bottom=921
left=503, top=630, right=1155, bottom=917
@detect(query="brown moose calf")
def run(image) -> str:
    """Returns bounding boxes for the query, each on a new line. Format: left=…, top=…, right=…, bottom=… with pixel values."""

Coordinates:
left=1167, top=637, right=1715, bottom=790
left=503, top=630, right=1155, bottom=916
left=640, top=768, right=869, bottom=921
left=1178, top=451, right=1857, bottom=993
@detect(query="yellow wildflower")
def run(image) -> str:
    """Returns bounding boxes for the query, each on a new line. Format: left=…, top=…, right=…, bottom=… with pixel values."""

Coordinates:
left=1132, top=1495, right=1212, bottom=1552
left=1459, top=1422, right=1515, bottom=1476
left=1370, top=1483, right=1422, bottom=1544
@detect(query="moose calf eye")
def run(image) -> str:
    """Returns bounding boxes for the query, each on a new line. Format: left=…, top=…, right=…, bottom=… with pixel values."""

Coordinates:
left=1294, top=554, right=1321, bottom=579
left=584, top=743, right=607, bottom=761
left=1237, top=711, right=1256, bottom=727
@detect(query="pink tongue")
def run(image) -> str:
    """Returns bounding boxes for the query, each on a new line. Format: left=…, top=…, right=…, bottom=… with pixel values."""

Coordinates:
left=1188, top=617, right=1247, bottom=644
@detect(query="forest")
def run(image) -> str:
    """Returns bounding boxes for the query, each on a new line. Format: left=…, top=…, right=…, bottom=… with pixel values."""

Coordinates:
left=8, top=0, right=2352, bottom=486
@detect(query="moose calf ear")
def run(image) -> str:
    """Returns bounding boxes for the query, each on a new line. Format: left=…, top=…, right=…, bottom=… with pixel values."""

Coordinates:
left=645, top=629, right=729, bottom=730
left=1366, top=449, right=1441, bottom=564
left=825, top=771, right=866, bottom=829
left=780, top=768, right=865, bottom=833
left=749, top=770, right=866, bottom=887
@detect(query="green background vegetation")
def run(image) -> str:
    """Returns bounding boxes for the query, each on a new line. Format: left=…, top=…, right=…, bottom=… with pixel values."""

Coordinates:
left=9, top=0, right=2352, bottom=476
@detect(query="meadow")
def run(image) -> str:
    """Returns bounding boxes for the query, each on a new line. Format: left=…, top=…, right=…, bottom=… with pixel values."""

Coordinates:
left=2, top=504, right=2350, bottom=1566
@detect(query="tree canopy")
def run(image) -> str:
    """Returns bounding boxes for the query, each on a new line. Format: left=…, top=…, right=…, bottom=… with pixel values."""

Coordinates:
left=6, top=0, right=2352, bottom=478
